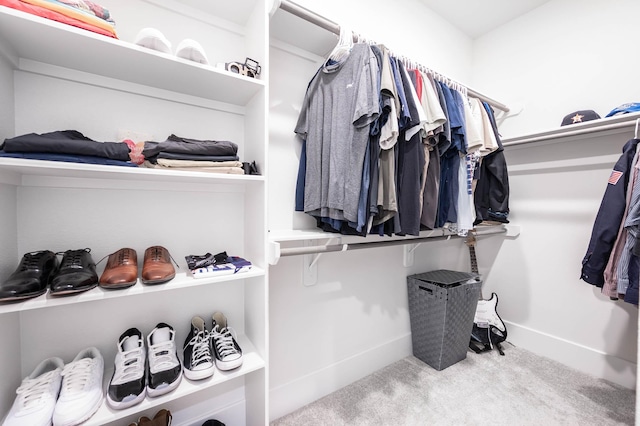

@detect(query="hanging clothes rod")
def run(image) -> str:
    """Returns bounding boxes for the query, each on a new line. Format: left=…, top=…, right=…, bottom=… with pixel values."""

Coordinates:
left=276, top=0, right=510, bottom=114
left=278, top=227, right=507, bottom=258
left=278, top=0, right=340, bottom=34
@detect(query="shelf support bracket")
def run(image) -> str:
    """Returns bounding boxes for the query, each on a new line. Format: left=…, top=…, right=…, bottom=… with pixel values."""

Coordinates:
left=303, top=238, right=340, bottom=286
left=403, top=243, right=422, bottom=267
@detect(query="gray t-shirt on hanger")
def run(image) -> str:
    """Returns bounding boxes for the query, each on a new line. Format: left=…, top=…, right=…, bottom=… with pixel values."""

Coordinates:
left=295, top=43, right=379, bottom=223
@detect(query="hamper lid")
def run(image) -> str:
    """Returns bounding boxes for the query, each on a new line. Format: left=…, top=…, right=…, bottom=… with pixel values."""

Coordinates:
left=412, top=269, right=479, bottom=286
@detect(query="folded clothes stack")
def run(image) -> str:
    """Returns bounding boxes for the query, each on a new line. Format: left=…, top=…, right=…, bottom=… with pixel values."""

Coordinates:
left=0, top=130, right=136, bottom=167
left=0, top=131, right=260, bottom=173
left=142, top=134, right=245, bottom=175
left=185, top=251, right=252, bottom=278
left=0, top=0, right=117, bottom=38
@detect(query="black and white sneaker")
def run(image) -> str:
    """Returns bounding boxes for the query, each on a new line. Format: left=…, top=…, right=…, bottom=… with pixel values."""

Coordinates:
left=146, top=323, right=182, bottom=397
left=107, top=328, right=146, bottom=410
left=211, top=312, right=243, bottom=371
left=183, top=316, right=215, bottom=380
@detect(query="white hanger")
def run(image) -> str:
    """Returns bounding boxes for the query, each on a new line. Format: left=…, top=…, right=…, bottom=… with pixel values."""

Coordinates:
left=327, top=24, right=353, bottom=63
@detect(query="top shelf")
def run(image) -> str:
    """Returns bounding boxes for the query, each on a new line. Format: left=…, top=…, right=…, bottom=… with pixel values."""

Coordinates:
left=0, top=6, right=264, bottom=106
left=502, top=112, right=640, bottom=148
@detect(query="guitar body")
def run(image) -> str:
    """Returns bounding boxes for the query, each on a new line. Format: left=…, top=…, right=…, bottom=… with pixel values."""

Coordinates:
left=471, top=292, right=507, bottom=350
left=474, top=293, right=506, bottom=333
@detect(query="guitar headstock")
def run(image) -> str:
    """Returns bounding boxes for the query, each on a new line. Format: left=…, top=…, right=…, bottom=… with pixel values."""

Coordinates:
left=464, top=230, right=477, bottom=247
left=465, top=229, right=480, bottom=276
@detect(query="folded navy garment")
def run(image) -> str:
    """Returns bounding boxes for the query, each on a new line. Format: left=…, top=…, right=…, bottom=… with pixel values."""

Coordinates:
left=0, top=150, right=138, bottom=167
left=142, top=134, right=238, bottom=158
left=156, top=152, right=239, bottom=161
left=2, top=130, right=131, bottom=161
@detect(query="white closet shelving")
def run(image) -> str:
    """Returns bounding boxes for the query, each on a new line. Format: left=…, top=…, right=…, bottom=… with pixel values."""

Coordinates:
left=502, top=112, right=640, bottom=148
left=0, top=1, right=268, bottom=425
left=502, top=113, right=640, bottom=175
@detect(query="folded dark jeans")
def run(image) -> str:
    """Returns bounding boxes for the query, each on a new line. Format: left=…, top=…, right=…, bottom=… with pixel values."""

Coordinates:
left=2, top=130, right=131, bottom=161
left=0, top=151, right=137, bottom=167
left=142, top=134, right=238, bottom=158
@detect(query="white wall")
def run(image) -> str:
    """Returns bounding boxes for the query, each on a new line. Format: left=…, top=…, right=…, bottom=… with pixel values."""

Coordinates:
left=472, top=0, right=640, bottom=138
left=472, top=0, right=639, bottom=389
left=0, top=46, right=14, bottom=143
left=268, top=0, right=477, bottom=420
left=0, top=41, right=16, bottom=279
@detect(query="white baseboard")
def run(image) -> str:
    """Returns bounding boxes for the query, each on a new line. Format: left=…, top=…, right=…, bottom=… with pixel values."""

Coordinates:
left=269, top=333, right=412, bottom=422
left=505, top=321, right=637, bottom=390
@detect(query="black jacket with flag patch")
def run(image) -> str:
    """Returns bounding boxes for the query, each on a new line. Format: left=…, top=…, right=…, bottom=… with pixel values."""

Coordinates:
left=581, top=138, right=640, bottom=287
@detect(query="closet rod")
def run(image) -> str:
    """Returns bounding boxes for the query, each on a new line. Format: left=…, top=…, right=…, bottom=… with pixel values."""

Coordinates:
left=277, top=0, right=510, bottom=114
left=278, top=0, right=340, bottom=34
left=279, top=227, right=507, bottom=258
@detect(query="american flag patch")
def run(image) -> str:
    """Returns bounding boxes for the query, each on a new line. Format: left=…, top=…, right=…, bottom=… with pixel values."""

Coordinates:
left=608, top=170, right=623, bottom=185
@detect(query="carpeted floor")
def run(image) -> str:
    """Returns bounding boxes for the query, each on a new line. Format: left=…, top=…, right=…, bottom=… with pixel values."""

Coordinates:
left=271, top=343, right=635, bottom=425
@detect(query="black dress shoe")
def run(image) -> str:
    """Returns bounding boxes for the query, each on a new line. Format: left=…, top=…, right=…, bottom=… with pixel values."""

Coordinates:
left=49, top=248, right=99, bottom=296
left=0, top=250, right=58, bottom=302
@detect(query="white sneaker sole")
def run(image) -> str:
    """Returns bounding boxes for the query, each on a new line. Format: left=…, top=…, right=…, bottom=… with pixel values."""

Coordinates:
left=106, top=388, right=146, bottom=410
left=53, top=394, right=103, bottom=426
left=146, top=373, right=182, bottom=398
left=215, top=357, right=243, bottom=371
left=183, top=365, right=215, bottom=381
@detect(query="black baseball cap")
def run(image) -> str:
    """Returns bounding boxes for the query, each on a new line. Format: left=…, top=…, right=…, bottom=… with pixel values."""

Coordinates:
left=561, top=110, right=601, bottom=126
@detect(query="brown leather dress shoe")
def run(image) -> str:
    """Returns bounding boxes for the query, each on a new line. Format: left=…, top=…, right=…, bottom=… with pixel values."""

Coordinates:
left=141, top=246, right=176, bottom=285
left=99, top=248, right=138, bottom=289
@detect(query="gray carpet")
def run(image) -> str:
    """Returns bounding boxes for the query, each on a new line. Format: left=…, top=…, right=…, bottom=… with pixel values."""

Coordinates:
left=271, top=343, right=635, bottom=425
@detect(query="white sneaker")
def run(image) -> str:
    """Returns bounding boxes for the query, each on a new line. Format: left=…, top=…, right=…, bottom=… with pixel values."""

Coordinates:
left=107, top=328, right=146, bottom=410
left=2, top=357, right=64, bottom=426
left=52, top=347, right=104, bottom=426
left=146, top=323, right=182, bottom=397
left=211, top=312, right=243, bottom=371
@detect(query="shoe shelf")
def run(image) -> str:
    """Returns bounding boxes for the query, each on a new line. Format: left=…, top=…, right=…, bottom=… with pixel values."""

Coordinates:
left=0, top=0, right=269, bottom=423
left=0, top=268, right=265, bottom=316
left=0, top=5, right=265, bottom=107
left=85, top=334, right=265, bottom=426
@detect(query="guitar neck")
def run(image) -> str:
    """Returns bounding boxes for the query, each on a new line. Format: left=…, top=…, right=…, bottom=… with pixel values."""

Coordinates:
left=469, top=244, right=479, bottom=275
left=466, top=233, right=483, bottom=299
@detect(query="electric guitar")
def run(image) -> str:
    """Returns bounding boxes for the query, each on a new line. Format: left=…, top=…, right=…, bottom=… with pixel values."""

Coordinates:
left=466, top=231, right=507, bottom=355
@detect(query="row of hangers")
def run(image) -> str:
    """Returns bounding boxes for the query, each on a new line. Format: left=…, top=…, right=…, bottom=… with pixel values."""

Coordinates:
left=327, top=27, right=469, bottom=98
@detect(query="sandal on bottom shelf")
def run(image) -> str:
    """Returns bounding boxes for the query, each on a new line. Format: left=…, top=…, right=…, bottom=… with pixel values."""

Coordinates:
left=128, top=408, right=172, bottom=426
